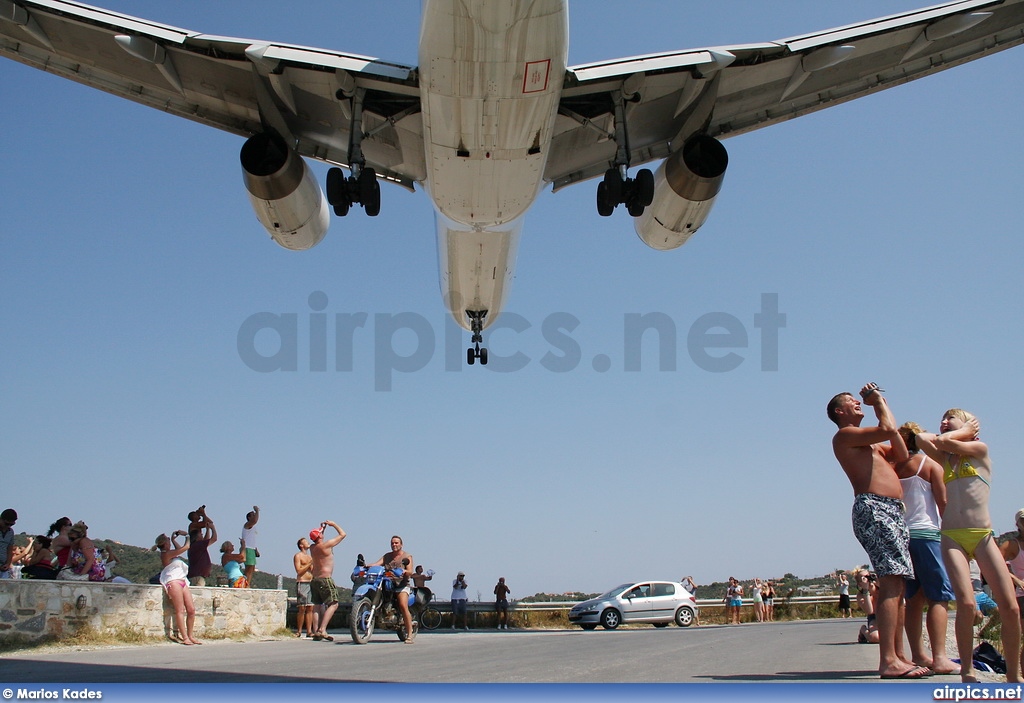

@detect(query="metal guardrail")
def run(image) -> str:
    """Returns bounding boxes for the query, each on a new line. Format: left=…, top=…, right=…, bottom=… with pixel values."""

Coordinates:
left=297, top=594, right=846, bottom=629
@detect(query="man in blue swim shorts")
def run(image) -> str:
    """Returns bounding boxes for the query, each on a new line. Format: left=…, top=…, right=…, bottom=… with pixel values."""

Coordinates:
left=829, top=383, right=924, bottom=680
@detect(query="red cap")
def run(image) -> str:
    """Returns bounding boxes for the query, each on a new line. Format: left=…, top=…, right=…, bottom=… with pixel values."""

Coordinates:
left=309, top=528, right=323, bottom=542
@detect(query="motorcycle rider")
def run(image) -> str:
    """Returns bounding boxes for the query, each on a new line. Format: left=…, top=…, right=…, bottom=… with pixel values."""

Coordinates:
left=370, top=535, right=415, bottom=643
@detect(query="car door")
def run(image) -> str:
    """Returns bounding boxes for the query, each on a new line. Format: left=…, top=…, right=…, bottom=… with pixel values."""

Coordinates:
left=620, top=583, right=654, bottom=622
left=650, top=582, right=679, bottom=621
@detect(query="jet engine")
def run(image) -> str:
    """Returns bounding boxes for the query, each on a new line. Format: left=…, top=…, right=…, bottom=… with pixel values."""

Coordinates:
left=634, top=135, right=728, bottom=251
left=240, top=133, right=329, bottom=251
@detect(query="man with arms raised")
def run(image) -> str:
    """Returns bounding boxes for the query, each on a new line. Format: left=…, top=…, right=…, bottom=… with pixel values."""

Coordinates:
left=828, top=383, right=924, bottom=679
left=309, top=519, right=346, bottom=642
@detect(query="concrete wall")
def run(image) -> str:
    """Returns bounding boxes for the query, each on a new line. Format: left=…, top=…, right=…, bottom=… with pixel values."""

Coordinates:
left=0, top=579, right=287, bottom=642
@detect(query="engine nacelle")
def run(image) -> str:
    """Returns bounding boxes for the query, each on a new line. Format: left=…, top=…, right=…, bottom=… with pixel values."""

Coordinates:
left=634, top=135, right=728, bottom=251
left=241, top=133, right=329, bottom=251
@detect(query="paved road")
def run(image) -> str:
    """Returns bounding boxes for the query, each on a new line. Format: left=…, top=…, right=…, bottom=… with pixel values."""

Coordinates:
left=1, top=619, right=967, bottom=684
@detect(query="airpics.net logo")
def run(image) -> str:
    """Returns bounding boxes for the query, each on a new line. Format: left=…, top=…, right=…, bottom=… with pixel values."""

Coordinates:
left=236, top=292, right=786, bottom=391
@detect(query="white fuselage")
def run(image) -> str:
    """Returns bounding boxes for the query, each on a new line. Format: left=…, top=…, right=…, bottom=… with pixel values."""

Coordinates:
left=418, top=0, right=568, bottom=330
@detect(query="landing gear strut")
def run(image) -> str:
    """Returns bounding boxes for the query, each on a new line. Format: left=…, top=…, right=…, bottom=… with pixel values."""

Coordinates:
left=466, top=311, right=488, bottom=366
left=326, top=87, right=381, bottom=217
left=596, top=89, right=655, bottom=218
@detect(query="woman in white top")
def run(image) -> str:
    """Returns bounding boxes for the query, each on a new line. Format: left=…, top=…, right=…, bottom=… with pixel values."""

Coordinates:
left=155, top=531, right=202, bottom=645
left=998, top=509, right=1024, bottom=677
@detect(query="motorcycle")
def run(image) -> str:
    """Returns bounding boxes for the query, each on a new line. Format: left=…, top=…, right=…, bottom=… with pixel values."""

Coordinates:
left=349, top=556, right=423, bottom=644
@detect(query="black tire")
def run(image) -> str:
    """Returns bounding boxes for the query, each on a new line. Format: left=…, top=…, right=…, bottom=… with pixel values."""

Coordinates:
left=674, top=606, right=694, bottom=627
left=600, top=608, right=621, bottom=630
left=626, top=201, right=645, bottom=217
left=467, top=348, right=476, bottom=365
left=365, top=179, right=381, bottom=217
left=636, top=168, right=655, bottom=207
left=603, top=168, right=623, bottom=204
left=333, top=200, right=350, bottom=217
left=350, top=597, right=375, bottom=644
left=398, top=619, right=417, bottom=642
left=479, top=347, right=488, bottom=365
left=580, top=623, right=597, bottom=631
left=360, top=167, right=380, bottom=216
left=596, top=182, right=614, bottom=216
left=420, top=607, right=442, bottom=631
left=326, top=167, right=346, bottom=206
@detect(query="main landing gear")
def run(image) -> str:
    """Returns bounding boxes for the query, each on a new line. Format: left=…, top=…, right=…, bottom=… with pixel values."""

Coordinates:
left=326, top=85, right=381, bottom=217
left=596, top=87, right=655, bottom=218
left=466, top=311, right=488, bottom=366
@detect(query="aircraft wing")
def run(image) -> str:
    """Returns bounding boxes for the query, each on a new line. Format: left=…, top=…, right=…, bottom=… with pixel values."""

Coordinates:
left=0, top=0, right=425, bottom=189
left=548, top=0, right=1024, bottom=190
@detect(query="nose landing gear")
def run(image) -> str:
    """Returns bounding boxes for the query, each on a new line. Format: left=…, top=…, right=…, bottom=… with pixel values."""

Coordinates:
left=466, top=311, right=488, bottom=366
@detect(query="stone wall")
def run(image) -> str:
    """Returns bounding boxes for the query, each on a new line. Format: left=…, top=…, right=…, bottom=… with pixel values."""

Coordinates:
left=0, top=579, right=286, bottom=642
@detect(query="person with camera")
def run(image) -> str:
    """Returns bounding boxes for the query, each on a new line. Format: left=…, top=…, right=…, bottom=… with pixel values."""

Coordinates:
left=154, top=530, right=201, bottom=645
left=451, top=571, right=469, bottom=630
left=828, top=383, right=923, bottom=679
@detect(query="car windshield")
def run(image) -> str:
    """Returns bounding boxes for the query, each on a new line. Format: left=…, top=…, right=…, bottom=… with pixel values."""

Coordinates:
left=599, top=583, right=635, bottom=599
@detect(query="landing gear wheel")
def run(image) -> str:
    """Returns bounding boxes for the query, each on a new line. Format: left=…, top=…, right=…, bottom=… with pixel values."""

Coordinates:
left=359, top=167, right=380, bottom=217
left=627, top=201, right=645, bottom=217
left=479, top=347, right=488, bottom=365
left=467, top=347, right=476, bottom=365
left=603, top=168, right=623, bottom=204
left=596, top=182, right=615, bottom=217
left=326, top=167, right=350, bottom=216
left=635, top=168, right=655, bottom=207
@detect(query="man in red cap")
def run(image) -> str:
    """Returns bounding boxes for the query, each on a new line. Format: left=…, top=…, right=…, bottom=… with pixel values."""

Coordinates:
left=309, top=520, right=346, bottom=641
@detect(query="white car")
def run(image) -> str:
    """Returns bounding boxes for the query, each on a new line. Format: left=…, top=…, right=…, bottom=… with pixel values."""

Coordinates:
left=569, top=581, right=698, bottom=630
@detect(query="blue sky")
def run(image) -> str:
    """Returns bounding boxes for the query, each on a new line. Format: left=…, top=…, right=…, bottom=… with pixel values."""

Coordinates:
left=2, top=1, right=1023, bottom=599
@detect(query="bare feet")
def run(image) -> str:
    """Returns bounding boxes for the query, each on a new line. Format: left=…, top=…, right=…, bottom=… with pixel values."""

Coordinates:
left=930, top=658, right=960, bottom=675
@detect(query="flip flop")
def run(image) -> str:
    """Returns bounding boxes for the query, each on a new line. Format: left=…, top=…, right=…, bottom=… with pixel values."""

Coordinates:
left=321, top=634, right=334, bottom=642
left=881, top=665, right=931, bottom=679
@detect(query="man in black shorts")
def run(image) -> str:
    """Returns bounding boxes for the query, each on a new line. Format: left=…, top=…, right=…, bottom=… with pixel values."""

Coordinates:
left=309, top=519, right=346, bottom=641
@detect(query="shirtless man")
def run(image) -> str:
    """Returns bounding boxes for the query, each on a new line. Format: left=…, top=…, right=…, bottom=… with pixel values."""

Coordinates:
left=371, top=535, right=415, bottom=643
left=309, top=520, right=346, bottom=642
left=293, top=537, right=316, bottom=638
left=828, top=383, right=924, bottom=679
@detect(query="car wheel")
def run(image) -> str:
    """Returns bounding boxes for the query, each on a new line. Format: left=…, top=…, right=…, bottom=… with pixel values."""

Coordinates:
left=600, top=608, right=621, bottom=630
left=675, top=606, right=694, bottom=627
left=579, top=623, right=597, bottom=631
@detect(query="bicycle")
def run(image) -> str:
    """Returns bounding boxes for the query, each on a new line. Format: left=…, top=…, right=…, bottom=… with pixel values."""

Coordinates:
left=419, top=602, right=442, bottom=630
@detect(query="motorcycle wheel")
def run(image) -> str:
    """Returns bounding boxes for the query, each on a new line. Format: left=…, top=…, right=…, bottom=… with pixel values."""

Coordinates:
left=350, top=597, right=375, bottom=644
left=398, top=619, right=418, bottom=642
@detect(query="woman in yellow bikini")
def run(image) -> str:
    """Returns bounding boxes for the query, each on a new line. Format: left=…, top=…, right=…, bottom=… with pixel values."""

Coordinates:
left=915, top=409, right=1021, bottom=682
